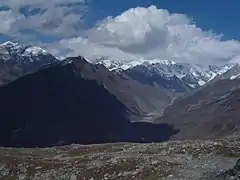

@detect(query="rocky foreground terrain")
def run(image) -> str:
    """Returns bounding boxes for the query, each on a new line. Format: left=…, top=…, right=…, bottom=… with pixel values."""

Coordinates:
left=0, top=135, right=239, bottom=180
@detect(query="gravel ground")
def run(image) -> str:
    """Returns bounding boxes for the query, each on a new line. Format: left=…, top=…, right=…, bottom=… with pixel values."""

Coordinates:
left=0, top=135, right=240, bottom=180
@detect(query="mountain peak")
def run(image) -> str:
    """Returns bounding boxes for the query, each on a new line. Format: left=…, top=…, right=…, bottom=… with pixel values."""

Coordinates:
left=0, top=41, right=52, bottom=65
left=0, top=41, right=48, bottom=57
left=97, top=58, right=177, bottom=71
left=0, top=41, right=19, bottom=47
left=145, top=59, right=176, bottom=66
left=22, top=46, right=47, bottom=56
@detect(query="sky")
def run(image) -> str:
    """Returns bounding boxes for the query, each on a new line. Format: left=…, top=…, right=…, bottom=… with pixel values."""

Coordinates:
left=1, top=0, right=240, bottom=65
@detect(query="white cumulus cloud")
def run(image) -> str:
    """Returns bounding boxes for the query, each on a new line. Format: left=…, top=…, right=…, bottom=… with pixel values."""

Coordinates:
left=0, top=9, right=24, bottom=34
left=0, top=0, right=89, bottom=37
left=54, top=5, right=240, bottom=65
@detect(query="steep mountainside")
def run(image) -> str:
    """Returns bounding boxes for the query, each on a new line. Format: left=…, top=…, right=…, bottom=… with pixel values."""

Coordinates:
left=0, top=60, right=132, bottom=147
left=66, top=57, right=178, bottom=116
left=160, top=79, right=240, bottom=140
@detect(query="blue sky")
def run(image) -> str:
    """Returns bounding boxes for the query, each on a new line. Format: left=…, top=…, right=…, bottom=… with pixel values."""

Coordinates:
left=1, top=0, right=240, bottom=65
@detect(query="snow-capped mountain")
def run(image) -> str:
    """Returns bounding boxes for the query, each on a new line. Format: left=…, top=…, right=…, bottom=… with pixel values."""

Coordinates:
left=1, top=41, right=240, bottom=91
left=96, top=58, right=176, bottom=71
left=0, top=41, right=58, bottom=85
left=96, top=58, right=124, bottom=70
left=97, top=58, right=237, bottom=89
left=0, top=41, right=51, bottom=64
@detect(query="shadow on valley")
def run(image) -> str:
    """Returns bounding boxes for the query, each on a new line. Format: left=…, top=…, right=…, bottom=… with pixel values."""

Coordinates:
left=0, top=60, right=179, bottom=148
left=129, top=122, right=180, bottom=143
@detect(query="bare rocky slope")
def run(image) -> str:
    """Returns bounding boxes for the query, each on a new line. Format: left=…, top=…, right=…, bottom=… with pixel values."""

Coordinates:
left=160, top=79, right=240, bottom=140
left=66, top=57, right=179, bottom=116
left=0, top=135, right=239, bottom=180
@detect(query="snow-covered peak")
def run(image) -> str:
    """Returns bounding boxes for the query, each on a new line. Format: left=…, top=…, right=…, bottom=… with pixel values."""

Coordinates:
left=1, top=41, right=19, bottom=47
left=0, top=41, right=58, bottom=66
left=120, top=59, right=145, bottom=70
left=0, top=41, right=49, bottom=57
left=97, top=59, right=124, bottom=70
left=0, top=41, right=24, bottom=54
left=22, top=46, right=47, bottom=56
left=97, top=58, right=177, bottom=71
left=151, top=59, right=176, bottom=65
left=0, top=41, right=51, bottom=64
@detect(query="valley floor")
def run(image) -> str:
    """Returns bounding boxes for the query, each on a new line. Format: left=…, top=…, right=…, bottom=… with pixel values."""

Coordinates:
left=131, top=108, right=165, bottom=123
left=0, top=135, right=240, bottom=180
left=131, top=98, right=177, bottom=123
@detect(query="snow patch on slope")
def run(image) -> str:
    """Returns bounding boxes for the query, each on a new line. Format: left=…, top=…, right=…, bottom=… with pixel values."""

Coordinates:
left=230, top=73, right=240, bottom=80
left=23, top=46, right=47, bottom=56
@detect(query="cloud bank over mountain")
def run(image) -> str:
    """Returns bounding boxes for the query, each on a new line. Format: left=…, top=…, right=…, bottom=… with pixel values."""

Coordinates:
left=1, top=3, right=240, bottom=66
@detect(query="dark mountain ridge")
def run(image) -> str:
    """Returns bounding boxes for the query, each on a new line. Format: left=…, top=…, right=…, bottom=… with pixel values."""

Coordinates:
left=0, top=60, right=131, bottom=147
left=0, top=58, right=179, bottom=147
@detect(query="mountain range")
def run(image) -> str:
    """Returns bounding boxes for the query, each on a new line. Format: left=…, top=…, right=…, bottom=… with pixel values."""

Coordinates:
left=96, top=58, right=238, bottom=89
left=1, top=41, right=240, bottom=90
left=0, top=56, right=180, bottom=147
left=0, top=41, right=240, bottom=147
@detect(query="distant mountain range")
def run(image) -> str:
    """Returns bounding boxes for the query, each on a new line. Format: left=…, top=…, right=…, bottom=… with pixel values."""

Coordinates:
left=1, top=41, right=240, bottom=90
left=96, top=58, right=239, bottom=89
left=0, top=41, right=240, bottom=147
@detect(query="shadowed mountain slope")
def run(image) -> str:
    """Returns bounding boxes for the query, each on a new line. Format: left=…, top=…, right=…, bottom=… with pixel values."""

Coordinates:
left=65, top=57, right=178, bottom=116
left=0, top=58, right=179, bottom=147
left=0, top=60, right=132, bottom=147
